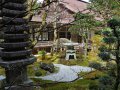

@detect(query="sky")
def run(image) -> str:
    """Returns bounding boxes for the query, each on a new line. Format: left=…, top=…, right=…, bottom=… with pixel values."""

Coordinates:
left=37, top=0, right=89, bottom=3
left=83, top=0, right=89, bottom=2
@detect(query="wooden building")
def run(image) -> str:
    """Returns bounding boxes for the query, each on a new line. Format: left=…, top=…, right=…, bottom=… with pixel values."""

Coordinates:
left=31, top=0, right=96, bottom=53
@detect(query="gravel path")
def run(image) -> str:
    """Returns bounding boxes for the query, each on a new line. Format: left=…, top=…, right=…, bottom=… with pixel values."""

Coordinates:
left=0, top=76, right=5, bottom=80
left=34, top=64, right=93, bottom=82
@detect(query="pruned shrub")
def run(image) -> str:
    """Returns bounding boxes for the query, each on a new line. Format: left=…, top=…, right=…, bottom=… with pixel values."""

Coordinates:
left=38, top=50, right=46, bottom=60
left=99, top=76, right=113, bottom=85
left=98, top=45, right=108, bottom=52
left=35, top=71, right=42, bottom=76
left=98, top=52, right=110, bottom=61
left=89, top=81, right=99, bottom=90
left=89, top=62, right=101, bottom=70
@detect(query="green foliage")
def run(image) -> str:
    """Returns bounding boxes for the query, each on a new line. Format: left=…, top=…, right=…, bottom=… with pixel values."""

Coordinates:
left=38, top=79, right=97, bottom=90
left=106, top=61, right=116, bottom=77
left=99, top=76, right=113, bottom=85
left=35, top=71, right=42, bottom=76
left=103, top=37, right=116, bottom=44
left=27, top=62, right=47, bottom=76
left=38, top=50, right=46, bottom=55
left=98, top=52, right=110, bottom=61
left=98, top=18, right=120, bottom=90
left=95, top=30, right=102, bottom=35
left=80, top=70, right=105, bottom=80
left=98, top=45, right=108, bottom=52
left=108, top=17, right=120, bottom=29
left=38, top=50, right=46, bottom=60
left=101, top=28, right=116, bottom=44
left=89, top=0, right=120, bottom=21
left=69, top=12, right=97, bottom=34
left=98, top=18, right=120, bottom=63
left=89, top=81, right=99, bottom=90
left=98, top=75, right=114, bottom=90
left=0, top=67, right=5, bottom=75
left=102, top=27, right=112, bottom=35
left=89, top=62, right=102, bottom=70
left=31, top=78, right=53, bottom=85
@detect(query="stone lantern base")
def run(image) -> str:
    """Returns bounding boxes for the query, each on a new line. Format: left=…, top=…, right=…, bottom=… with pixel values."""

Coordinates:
left=0, top=56, right=36, bottom=90
left=5, top=80, right=34, bottom=90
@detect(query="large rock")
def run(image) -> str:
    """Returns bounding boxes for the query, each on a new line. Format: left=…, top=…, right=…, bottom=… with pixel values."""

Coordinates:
left=40, top=62, right=55, bottom=73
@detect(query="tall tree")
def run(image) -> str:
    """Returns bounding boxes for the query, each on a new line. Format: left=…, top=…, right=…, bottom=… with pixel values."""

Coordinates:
left=89, top=0, right=120, bottom=26
left=99, top=18, right=120, bottom=90
left=69, top=12, right=99, bottom=59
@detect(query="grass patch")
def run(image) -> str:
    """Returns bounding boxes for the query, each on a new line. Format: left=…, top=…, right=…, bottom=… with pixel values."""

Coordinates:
left=58, top=59, right=89, bottom=66
left=31, top=78, right=98, bottom=90
left=37, top=54, right=60, bottom=64
left=80, top=70, right=106, bottom=80
left=28, top=61, right=59, bottom=77
left=0, top=67, right=5, bottom=76
left=27, top=62, right=47, bottom=76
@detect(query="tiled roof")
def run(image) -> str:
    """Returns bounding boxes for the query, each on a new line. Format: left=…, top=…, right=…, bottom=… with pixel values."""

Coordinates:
left=31, top=0, right=102, bottom=23
left=59, top=0, right=89, bottom=13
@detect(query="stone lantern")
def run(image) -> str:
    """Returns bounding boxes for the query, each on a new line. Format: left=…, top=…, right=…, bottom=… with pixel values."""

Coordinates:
left=0, top=0, right=36, bottom=90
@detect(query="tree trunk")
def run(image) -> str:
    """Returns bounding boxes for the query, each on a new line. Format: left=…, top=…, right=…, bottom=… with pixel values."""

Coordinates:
left=114, top=28, right=120, bottom=90
left=53, top=2, right=60, bottom=52
left=114, top=62, right=120, bottom=90
left=83, top=29, right=88, bottom=60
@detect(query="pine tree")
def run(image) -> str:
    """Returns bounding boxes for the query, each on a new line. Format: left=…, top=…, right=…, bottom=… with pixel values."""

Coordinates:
left=99, top=17, right=120, bottom=90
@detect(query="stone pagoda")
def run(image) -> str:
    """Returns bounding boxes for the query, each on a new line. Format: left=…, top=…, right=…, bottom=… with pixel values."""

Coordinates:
left=0, top=0, right=36, bottom=90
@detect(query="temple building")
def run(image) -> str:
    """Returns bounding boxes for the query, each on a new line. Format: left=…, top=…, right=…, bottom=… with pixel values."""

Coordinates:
left=31, top=0, right=100, bottom=53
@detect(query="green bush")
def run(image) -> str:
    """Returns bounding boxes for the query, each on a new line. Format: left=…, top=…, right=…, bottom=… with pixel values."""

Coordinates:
left=99, top=76, right=113, bottom=85
left=59, top=51, right=65, bottom=58
left=108, top=18, right=120, bottom=29
left=98, top=45, right=108, bottom=52
left=38, top=50, right=46, bottom=55
left=89, top=81, right=99, bottom=90
left=89, top=62, right=102, bottom=70
left=38, top=50, right=46, bottom=60
left=106, top=62, right=116, bottom=70
left=98, top=52, right=110, bottom=61
left=102, top=30, right=112, bottom=36
left=106, top=62, right=116, bottom=77
left=98, top=76, right=114, bottom=90
left=35, top=71, right=42, bottom=76
left=103, top=37, right=116, bottom=44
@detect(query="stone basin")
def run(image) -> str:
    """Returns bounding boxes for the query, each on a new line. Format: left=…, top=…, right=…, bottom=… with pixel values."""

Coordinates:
left=0, top=49, right=32, bottom=58
left=0, top=41, right=30, bottom=48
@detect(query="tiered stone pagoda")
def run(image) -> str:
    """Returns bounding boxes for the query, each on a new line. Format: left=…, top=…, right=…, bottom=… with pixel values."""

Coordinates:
left=0, top=0, right=36, bottom=90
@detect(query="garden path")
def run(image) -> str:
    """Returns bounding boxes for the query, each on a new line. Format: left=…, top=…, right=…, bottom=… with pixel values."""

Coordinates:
left=34, top=64, right=93, bottom=82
